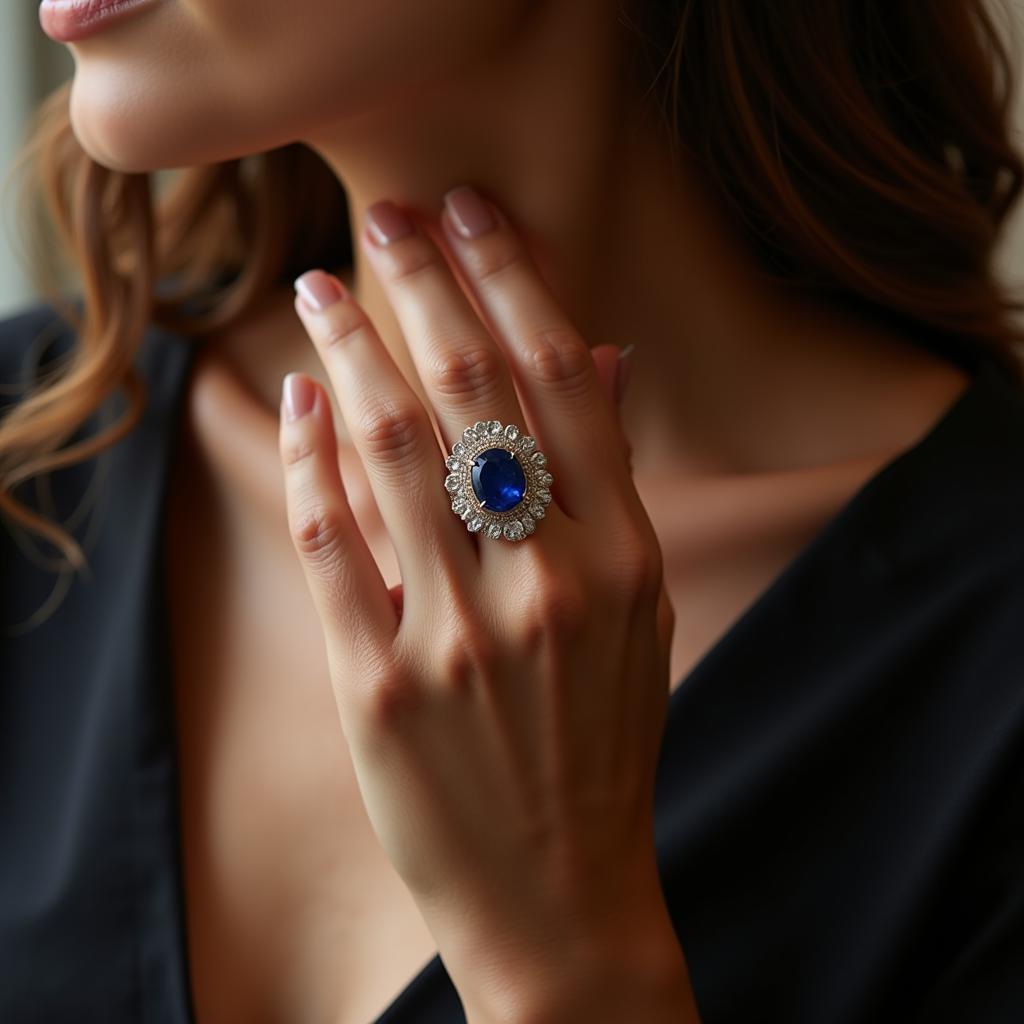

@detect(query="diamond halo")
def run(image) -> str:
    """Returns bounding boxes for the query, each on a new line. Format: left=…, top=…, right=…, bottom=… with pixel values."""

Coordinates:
left=443, top=420, right=553, bottom=542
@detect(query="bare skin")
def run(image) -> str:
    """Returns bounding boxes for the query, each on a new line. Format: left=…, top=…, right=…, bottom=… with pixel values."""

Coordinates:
left=165, top=272, right=969, bottom=1024
left=166, top=361, right=436, bottom=1024
left=54, top=0, right=973, bottom=1019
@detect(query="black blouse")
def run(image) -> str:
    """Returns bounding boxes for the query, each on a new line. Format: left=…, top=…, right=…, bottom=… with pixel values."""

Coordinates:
left=1, top=299, right=1023, bottom=1024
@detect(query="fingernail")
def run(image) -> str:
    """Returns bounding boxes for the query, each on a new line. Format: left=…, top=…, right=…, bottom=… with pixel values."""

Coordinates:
left=443, top=185, right=495, bottom=239
left=294, top=269, right=347, bottom=312
left=366, top=200, right=414, bottom=246
left=282, top=372, right=316, bottom=422
left=614, top=343, right=635, bottom=405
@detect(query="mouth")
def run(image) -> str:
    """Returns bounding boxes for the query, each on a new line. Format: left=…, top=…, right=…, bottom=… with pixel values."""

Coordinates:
left=39, top=0, right=161, bottom=43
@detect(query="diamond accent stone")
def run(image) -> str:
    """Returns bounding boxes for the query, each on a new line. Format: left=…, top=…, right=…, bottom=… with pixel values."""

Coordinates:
left=445, top=424, right=552, bottom=542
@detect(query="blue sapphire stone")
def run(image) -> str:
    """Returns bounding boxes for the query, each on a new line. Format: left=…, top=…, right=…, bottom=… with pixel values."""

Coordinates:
left=471, top=447, right=526, bottom=512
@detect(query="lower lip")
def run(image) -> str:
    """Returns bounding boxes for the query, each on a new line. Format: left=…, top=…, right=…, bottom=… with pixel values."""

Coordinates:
left=39, top=0, right=159, bottom=43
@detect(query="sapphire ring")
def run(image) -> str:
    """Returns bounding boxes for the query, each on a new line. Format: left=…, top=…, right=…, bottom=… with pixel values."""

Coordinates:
left=443, top=420, right=554, bottom=541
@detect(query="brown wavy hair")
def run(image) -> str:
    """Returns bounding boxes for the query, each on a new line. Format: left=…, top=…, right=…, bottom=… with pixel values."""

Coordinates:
left=1, top=0, right=1023, bottom=633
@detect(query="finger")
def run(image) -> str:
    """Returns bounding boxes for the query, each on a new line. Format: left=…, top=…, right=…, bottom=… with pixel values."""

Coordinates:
left=278, top=372, right=396, bottom=667
left=360, top=199, right=528, bottom=458
left=358, top=204, right=568, bottom=546
left=590, top=342, right=634, bottom=470
left=436, top=185, right=635, bottom=523
left=292, top=271, right=476, bottom=594
left=590, top=343, right=620, bottom=407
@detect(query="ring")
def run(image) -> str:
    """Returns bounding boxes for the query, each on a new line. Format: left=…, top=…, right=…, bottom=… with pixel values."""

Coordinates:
left=443, top=419, right=554, bottom=541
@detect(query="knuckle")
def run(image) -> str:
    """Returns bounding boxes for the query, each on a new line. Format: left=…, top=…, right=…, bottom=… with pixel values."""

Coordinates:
left=471, top=236, right=524, bottom=287
left=321, top=311, right=369, bottom=353
left=355, top=400, right=428, bottom=466
left=540, top=585, right=589, bottom=638
left=281, top=432, right=319, bottom=468
left=427, top=342, right=506, bottom=406
left=516, top=558, right=589, bottom=640
left=605, top=534, right=663, bottom=603
left=290, top=503, right=345, bottom=564
left=433, top=633, right=496, bottom=695
left=386, top=243, right=440, bottom=287
left=523, top=328, right=593, bottom=395
left=360, top=667, right=423, bottom=730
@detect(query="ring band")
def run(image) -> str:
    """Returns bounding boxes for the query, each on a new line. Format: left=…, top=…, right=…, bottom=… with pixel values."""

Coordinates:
left=443, top=420, right=553, bottom=541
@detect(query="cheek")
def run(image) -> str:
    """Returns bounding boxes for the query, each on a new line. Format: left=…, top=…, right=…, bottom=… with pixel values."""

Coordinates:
left=66, top=0, right=328, bottom=170
left=65, top=0, right=532, bottom=172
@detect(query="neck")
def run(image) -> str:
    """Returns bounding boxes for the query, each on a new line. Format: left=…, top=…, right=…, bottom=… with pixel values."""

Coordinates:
left=294, top=4, right=779, bottom=472
left=260, top=2, right=936, bottom=481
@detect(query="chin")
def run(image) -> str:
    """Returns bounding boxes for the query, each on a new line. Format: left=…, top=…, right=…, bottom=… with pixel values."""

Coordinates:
left=67, top=75, right=162, bottom=173
left=66, top=72, right=241, bottom=174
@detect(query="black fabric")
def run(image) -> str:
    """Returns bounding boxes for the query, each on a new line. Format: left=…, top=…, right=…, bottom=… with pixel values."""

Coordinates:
left=1, top=299, right=1023, bottom=1024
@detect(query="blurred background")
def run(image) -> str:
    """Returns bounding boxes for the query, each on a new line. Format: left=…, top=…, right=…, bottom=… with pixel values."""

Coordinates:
left=2, top=2, right=1023, bottom=321
left=0, top=5, right=74, bottom=318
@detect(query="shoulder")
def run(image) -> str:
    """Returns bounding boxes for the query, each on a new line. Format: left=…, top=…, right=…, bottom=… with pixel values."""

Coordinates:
left=0, top=296, right=193, bottom=626
left=844, top=357, right=1024, bottom=701
left=861, top=358, right=1024, bottom=575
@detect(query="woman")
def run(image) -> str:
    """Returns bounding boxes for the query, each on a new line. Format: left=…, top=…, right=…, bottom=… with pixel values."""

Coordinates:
left=1, top=0, right=1022, bottom=1021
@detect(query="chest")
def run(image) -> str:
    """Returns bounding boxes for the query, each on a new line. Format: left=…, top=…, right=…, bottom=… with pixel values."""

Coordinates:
left=163, top=406, right=439, bottom=1024
left=648, top=455, right=890, bottom=690
left=160, top=356, right=889, bottom=1023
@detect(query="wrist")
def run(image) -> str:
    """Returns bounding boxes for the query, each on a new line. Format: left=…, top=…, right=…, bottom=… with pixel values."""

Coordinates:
left=461, top=939, right=697, bottom=1024
left=455, top=883, right=701, bottom=1024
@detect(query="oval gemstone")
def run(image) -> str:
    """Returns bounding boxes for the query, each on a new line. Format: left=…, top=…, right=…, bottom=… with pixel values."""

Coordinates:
left=471, top=447, right=527, bottom=512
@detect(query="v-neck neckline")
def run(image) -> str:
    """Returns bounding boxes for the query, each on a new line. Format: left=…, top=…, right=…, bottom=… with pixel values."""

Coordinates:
left=148, top=325, right=1003, bottom=1024
left=659, top=362, right=992, bottom=693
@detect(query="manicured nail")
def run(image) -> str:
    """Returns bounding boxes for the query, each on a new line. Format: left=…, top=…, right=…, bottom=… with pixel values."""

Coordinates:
left=294, top=269, right=346, bottom=312
left=443, top=185, right=495, bottom=239
left=615, top=343, right=635, bottom=405
left=366, top=200, right=414, bottom=246
left=282, top=372, right=316, bottom=422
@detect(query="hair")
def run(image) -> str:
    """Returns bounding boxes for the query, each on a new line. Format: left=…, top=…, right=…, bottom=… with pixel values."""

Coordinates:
left=1, top=0, right=1023, bottom=632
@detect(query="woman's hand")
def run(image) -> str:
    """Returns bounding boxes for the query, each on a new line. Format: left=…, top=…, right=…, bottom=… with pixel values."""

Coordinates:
left=278, top=186, right=698, bottom=1023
